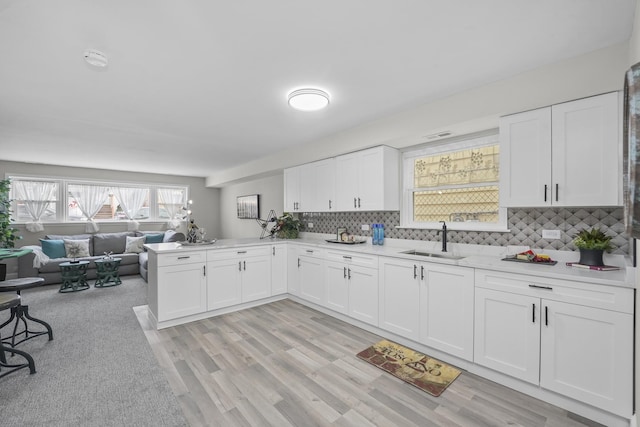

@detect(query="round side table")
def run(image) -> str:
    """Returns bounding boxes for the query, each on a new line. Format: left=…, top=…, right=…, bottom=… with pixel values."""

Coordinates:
left=94, top=258, right=122, bottom=288
left=59, top=261, right=90, bottom=293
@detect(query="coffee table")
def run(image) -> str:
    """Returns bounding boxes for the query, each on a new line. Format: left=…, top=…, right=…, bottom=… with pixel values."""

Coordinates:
left=59, top=261, right=90, bottom=293
left=94, top=258, right=122, bottom=287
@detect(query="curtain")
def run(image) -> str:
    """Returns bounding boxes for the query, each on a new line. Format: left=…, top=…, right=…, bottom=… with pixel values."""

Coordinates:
left=114, top=187, right=148, bottom=231
left=158, top=188, right=185, bottom=230
left=68, top=184, right=110, bottom=232
left=13, top=181, right=56, bottom=232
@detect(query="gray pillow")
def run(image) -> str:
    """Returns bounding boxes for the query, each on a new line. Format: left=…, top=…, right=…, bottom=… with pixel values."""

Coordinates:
left=163, top=230, right=186, bottom=242
left=93, top=232, right=135, bottom=255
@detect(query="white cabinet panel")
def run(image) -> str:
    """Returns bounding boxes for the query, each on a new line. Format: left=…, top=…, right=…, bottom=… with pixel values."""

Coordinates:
left=271, top=245, right=287, bottom=295
left=500, top=92, right=621, bottom=207
left=348, top=264, right=378, bottom=326
left=540, top=300, right=632, bottom=416
left=206, top=257, right=241, bottom=310
left=419, top=264, right=474, bottom=361
left=157, top=262, right=207, bottom=322
left=379, top=257, right=420, bottom=340
left=298, top=250, right=325, bottom=305
left=474, top=287, right=541, bottom=384
left=284, top=166, right=302, bottom=212
left=325, top=261, right=349, bottom=314
left=242, top=255, right=271, bottom=302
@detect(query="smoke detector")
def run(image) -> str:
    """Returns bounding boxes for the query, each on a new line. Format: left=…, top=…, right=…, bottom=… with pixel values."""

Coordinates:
left=83, top=49, right=108, bottom=68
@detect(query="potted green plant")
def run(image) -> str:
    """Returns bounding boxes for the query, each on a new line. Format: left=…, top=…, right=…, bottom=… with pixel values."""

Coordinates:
left=0, top=178, right=22, bottom=280
left=573, top=227, right=613, bottom=266
left=272, top=212, right=302, bottom=239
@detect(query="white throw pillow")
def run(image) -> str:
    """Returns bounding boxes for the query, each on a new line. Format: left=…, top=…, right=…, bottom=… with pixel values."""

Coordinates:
left=63, top=239, right=91, bottom=258
left=125, top=235, right=146, bottom=254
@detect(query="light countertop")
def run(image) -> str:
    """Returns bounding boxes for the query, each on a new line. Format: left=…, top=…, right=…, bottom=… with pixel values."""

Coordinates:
left=144, top=235, right=635, bottom=289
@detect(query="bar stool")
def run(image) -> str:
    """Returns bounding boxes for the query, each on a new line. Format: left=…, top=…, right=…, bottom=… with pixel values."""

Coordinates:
left=0, top=277, right=53, bottom=348
left=0, top=294, right=35, bottom=377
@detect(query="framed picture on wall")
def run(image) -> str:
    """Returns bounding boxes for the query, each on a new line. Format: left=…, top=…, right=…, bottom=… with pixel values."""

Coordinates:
left=237, top=194, right=260, bottom=219
left=624, top=62, right=640, bottom=240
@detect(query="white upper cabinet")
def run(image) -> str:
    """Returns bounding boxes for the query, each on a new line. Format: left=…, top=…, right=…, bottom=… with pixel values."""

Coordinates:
left=500, top=92, right=621, bottom=207
left=335, top=146, right=400, bottom=211
left=283, top=159, right=336, bottom=213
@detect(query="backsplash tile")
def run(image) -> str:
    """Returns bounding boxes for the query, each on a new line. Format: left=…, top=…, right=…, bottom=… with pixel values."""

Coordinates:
left=300, top=207, right=629, bottom=255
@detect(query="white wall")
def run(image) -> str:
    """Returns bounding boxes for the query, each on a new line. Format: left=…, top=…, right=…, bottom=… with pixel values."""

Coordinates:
left=208, top=42, right=629, bottom=187
left=218, top=174, right=283, bottom=239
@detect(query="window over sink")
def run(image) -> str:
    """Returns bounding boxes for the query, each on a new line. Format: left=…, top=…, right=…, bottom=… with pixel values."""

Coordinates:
left=401, top=131, right=507, bottom=231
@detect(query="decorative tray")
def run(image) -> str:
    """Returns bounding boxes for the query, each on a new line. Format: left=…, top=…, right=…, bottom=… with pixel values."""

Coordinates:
left=325, top=239, right=367, bottom=245
left=180, top=240, right=217, bottom=246
left=501, top=255, right=557, bottom=266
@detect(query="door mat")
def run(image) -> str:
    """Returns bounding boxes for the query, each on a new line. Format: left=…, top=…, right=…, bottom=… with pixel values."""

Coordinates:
left=356, top=339, right=461, bottom=397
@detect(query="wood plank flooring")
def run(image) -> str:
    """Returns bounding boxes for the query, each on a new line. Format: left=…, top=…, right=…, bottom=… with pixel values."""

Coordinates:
left=134, top=299, right=604, bottom=427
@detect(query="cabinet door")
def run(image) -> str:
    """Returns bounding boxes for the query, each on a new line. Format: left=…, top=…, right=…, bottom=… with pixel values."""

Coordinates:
left=313, top=158, right=336, bottom=212
left=551, top=92, right=620, bottom=206
left=271, top=245, right=287, bottom=295
left=287, top=247, right=300, bottom=296
left=357, top=148, right=383, bottom=210
left=348, top=265, right=379, bottom=326
left=499, top=107, right=552, bottom=207
left=299, top=255, right=325, bottom=305
left=242, top=255, right=271, bottom=303
left=325, top=261, right=348, bottom=314
left=207, top=258, right=241, bottom=310
left=158, top=263, right=207, bottom=321
left=540, top=300, right=632, bottom=416
left=335, top=152, right=360, bottom=211
left=283, top=166, right=301, bottom=212
left=419, top=264, right=474, bottom=361
left=379, top=257, right=420, bottom=340
left=474, top=288, right=540, bottom=384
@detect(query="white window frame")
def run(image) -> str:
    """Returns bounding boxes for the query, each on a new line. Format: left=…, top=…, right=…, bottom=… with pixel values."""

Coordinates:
left=7, top=174, right=189, bottom=224
left=400, top=132, right=508, bottom=232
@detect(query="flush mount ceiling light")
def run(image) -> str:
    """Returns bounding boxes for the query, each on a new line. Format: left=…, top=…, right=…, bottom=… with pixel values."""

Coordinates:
left=83, top=49, right=108, bottom=68
left=287, top=88, right=330, bottom=111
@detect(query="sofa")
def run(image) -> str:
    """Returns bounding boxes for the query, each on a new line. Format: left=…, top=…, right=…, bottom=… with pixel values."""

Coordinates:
left=18, top=230, right=185, bottom=285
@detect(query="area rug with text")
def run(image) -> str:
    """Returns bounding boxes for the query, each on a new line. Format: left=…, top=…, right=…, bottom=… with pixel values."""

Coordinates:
left=356, top=339, right=461, bottom=397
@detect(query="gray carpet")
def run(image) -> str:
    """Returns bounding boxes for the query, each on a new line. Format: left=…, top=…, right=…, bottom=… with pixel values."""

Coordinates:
left=0, top=276, right=187, bottom=427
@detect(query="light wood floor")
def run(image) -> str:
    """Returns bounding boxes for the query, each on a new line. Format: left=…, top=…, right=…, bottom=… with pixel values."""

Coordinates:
left=135, top=299, right=603, bottom=427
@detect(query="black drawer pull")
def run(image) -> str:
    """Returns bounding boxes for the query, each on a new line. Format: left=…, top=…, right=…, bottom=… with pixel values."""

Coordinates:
left=532, top=303, right=536, bottom=323
left=343, top=256, right=352, bottom=260
left=306, top=249, right=314, bottom=253
left=528, top=284, right=553, bottom=290
left=177, top=256, right=190, bottom=260
left=237, top=250, right=247, bottom=254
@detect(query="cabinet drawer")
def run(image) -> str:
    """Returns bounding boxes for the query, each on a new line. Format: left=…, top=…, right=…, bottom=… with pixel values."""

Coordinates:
left=209, top=246, right=271, bottom=260
left=157, top=251, right=205, bottom=267
left=326, top=250, right=377, bottom=267
left=475, top=269, right=633, bottom=314
left=297, top=245, right=324, bottom=259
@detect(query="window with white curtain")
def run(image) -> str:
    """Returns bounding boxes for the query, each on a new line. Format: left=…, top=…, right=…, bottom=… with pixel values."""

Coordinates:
left=8, top=175, right=188, bottom=226
left=401, top=132, right=507, bottom=231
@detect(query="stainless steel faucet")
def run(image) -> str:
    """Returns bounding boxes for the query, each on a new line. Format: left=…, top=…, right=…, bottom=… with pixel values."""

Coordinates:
left=438, top=221, right=447, bottom=252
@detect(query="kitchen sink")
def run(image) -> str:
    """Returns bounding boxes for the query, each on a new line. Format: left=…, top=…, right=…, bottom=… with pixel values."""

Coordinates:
left=400, top=249, right=466, bottom=260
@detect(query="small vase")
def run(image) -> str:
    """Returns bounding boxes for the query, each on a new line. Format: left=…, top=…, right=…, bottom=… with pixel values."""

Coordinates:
left=578, top=249, right=605, bottom=266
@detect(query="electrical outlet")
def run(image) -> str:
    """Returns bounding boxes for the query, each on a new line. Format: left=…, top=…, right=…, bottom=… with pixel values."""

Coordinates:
left=542, top=229, right=561, bottom=240
left=307, top=222, right=313, bottom=229
left=361, top=224, right=370, bottom=231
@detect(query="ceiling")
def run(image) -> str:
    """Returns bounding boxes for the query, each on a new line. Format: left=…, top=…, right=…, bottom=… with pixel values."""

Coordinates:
left=0, top=0, right=636, bottom=181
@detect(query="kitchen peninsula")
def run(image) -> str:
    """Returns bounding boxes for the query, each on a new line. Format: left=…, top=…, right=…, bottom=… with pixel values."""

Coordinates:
left=144, top=237, right=634, bottom=427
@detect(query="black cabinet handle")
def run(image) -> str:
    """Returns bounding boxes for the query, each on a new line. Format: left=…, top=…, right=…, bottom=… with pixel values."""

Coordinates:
left=203, top=265, right=206, bottom=276
left=413, top=264, right=417, bottom=279
left=421, top=265, right=424, bottom=281
left=178, top=256, right=190, bottom=260
left=544, top=184, right=548, bottom=202
left=329, top=200, right=332, bottom=209
left=297, top=258, right=300, bottom=268
left=528, top=284, right=553, bottom=291
left=555, top=183, right=559, bottom=202
left=357, top=197, right=361, bottom=208
left=238, top=261, right=242, bottom=271
left=237, top=250, right=247, bottom=254
left=343, top=256, right=352, bottom=260
left=353, top=198, right=357, bottom=208
left=348, top=268, right=351, bottom=280
left=272, top=247, right=275, bottom=256
left=532, top=303, right=536, bottom=323
left=343, top=267, right=347, bottom=278
left=545, top=306, right=549, bottom=326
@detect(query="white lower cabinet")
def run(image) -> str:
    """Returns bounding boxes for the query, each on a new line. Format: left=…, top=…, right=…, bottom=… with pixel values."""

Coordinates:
left=325, top=250, right=379, bottom=325
left=419, top=263, right=474, bottom=361
left=379, top=257, right=474, bottom=360
left=474, top=269, right=633, bottom=417
left=271, top=245, right=287, bottom=295
left=156, top=251, right=207, bottom=322
left=297, top=247, right=325, bottom=305
left=207, top=247, right=271, bottom=310
left=379, top=257, right=420, bottom=340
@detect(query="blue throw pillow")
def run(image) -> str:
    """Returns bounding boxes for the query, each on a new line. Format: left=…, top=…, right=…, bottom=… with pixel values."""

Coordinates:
left=144, top=233, right=164, bottom=244
left=40, top=239, right=66, bottom=259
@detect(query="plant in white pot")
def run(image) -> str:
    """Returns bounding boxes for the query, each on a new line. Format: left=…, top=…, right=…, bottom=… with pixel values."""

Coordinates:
left=572, top=227, right=613, bottom=266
